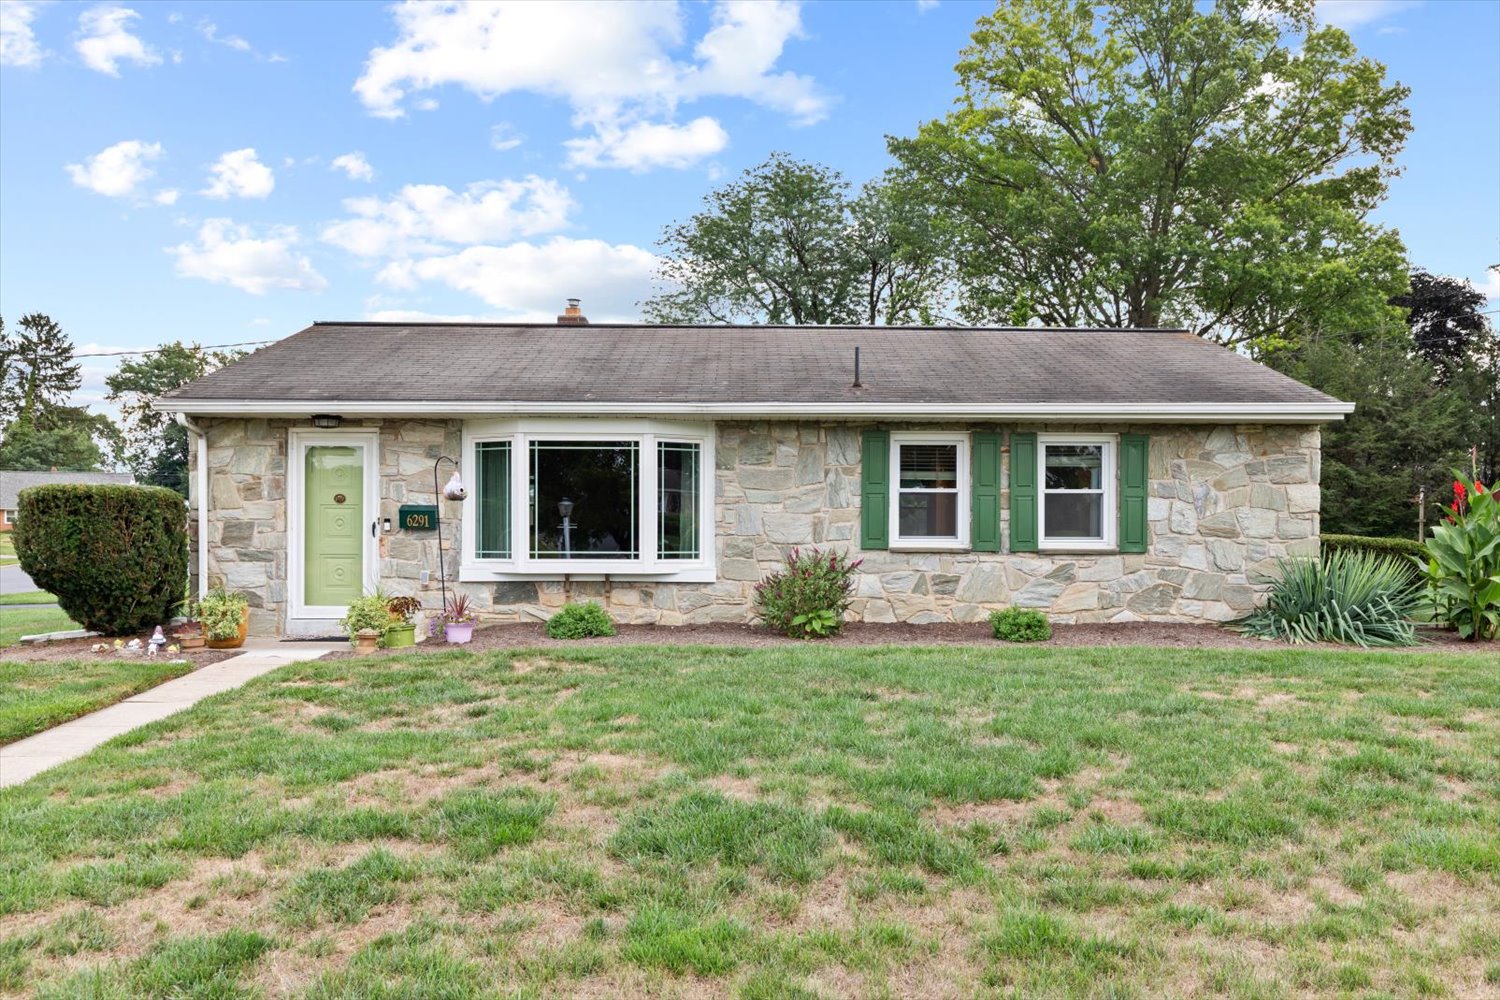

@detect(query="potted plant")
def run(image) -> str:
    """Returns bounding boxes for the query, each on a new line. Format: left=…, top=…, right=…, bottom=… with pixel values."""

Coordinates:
left=430, top=592, right=477, bottom=644
left=174, top=600, right=206, bottom=650
left=198, top=587, right=250, bottom=649
left=340, top=592, right=393, bottom=653
left=384, top=595, right=422, bottom=648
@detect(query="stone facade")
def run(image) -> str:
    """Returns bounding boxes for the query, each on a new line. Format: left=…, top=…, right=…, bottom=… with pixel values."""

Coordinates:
left=188, top=418, right=1320, bottom=633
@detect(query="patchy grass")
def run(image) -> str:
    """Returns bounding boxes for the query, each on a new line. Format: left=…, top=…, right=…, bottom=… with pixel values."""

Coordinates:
left=0, top=643, right=1496, bottom=998
left=0, top=590, right=56, bottom=606
left=0, top=534, right=16, bottom=566
left=0, top=606, right=78, bottom=648
left=0, top=657, right=195, bottom=745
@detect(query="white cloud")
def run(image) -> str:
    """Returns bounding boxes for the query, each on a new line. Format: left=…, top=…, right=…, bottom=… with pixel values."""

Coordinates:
left=365, top=309, right=501, bottom=323
left=354, top=0, right=826, bottom=170
left=1315, top=1, right=1420, bottom=30
left=916, top=0, right=939, bottom=10
left=65, top=139, right=163, bottom=197
left=203, top=147, right=275, bottom=199
left=75, top=5, right=160, bottom=76
left=375, top=237, right=657, bottom=320
left=1474, top=267, right=1500, bottom=306
left=489, top=123, right=524, bottom=152
left=330, top=151, right=375, bottom=182
left=168, top=218, right=327, bottom=294
left=321, top=176, right=575, bottom=258
left=153, top=188, right=179, bottom=205
left=197, top=18, right=250, bottom=51
left=1, top=1, right=45, bottom=67
left=565, top=116, right=728, bottom=171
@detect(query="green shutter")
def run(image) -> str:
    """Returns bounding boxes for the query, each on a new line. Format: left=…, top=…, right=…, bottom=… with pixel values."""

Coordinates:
left=1119, top=433, right=1150, bottom=553
left=860, top=429, right=890, bottom=550
left=1009, top=432, right=1038, bottom=552
left=971, top=432, right=1001, bottom=552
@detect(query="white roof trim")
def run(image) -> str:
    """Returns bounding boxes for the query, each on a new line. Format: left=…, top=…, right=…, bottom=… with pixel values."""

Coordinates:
left=153, top=399, right=1353, bottom=423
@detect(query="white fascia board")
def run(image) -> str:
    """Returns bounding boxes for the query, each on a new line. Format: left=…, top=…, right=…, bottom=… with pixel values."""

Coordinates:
left=152, top=399, right=1354, bottom=423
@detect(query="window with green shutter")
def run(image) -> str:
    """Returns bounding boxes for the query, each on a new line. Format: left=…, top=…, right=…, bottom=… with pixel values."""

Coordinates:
left=1009, top=432, right=1038, bottom=552
left=971, top=432, right=1001, bottom=552
left=860, top=429, right=890, bottom=550
left=1118, top=433, right=1149, bottom=553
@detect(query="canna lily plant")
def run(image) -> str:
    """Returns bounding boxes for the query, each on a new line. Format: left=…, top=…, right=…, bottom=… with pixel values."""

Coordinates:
left=1412, top=473, right=1500, bottom=641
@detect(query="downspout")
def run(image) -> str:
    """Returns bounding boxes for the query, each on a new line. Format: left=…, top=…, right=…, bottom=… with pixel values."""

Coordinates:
left=175, top=413, right=210, bottom=599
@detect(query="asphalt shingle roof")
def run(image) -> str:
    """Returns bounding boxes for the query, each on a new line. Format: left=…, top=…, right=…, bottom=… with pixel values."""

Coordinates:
left=159, top=322, right=1342, bottom=409
left=0, top=471, right=135, bottom=509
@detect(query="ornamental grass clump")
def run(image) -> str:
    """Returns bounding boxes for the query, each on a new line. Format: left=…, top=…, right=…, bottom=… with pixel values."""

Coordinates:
left=1413, top=474, right=1500, bottom=641
left=754, top=547, right=861, bottom=639
left=1236, top=549, right=1421, bottom=647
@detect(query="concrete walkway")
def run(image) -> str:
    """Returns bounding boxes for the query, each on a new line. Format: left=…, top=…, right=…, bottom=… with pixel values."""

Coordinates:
left=0, top=640, right=344, bottom=788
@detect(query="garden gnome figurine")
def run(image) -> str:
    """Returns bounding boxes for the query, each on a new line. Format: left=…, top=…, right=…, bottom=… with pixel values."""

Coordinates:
left=148, top=626, right=166, bottom=657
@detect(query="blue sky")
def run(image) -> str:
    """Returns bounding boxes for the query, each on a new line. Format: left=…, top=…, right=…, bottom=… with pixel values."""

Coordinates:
left=1, top=0, right=1496, bottom=410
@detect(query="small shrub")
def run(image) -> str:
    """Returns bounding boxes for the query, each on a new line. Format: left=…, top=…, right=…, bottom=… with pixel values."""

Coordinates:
left=196, top=586, right=248, bottom=641
left=1236, top=549, right=1421, bottom=647
left=754, top=547, right=860, bottom=639
left=340, top=593, right=393, bottom=644
left=990, top=607, right=1051, bottom=642
left=546, top=602, right=616, bottom=639
left=14, top=484, right=187, bottom=635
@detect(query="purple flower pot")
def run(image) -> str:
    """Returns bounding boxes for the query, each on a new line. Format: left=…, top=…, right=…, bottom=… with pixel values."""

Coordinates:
left=444, top=622, right=474, bottom=644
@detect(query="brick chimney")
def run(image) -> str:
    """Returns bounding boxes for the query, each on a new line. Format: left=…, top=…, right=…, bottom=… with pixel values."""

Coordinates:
left=557, top=297, right=588, bottom=325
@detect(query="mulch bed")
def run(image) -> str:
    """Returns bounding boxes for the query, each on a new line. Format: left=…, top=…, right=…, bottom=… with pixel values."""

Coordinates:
left=325, top=620, right=1477, bottom=659
left=0, top=630, right=242, bottom=666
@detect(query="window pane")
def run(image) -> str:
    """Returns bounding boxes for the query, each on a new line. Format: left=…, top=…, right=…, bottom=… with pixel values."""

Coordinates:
left=898, top=491, right=958, bottom=538
left=899, top=444, right=958, bottom=489
left=1044, top=493, right=1103, bottom=539
left=475, top=441, right=510, bottom=559
left=530, top=441, right=638, bottom=559
left=659, top=442, right=700, bottom=559
left=1045, top=445, right=1102, bottom=490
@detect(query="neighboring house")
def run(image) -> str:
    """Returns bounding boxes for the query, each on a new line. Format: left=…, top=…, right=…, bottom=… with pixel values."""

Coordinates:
left=153, top=309, right=1350, bottom=636
left=0, top=470, right=136, bottom=532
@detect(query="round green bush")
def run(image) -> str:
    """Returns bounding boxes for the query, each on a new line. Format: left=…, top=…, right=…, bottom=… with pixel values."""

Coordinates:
left=14, top=484, right=187, bottom=636
left=545, top=601, right=616, bottom=639
left=990, top=607, right=1051, bottom=643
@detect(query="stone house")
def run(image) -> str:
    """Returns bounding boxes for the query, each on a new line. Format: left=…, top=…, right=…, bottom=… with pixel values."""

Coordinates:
left=154, top=313, right=1348, bottom=636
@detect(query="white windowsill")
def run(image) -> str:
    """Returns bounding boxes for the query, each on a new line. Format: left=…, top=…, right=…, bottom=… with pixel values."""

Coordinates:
left=889, top=541, right=970, bottom=553
left=459, top=564, right=717, bottom=584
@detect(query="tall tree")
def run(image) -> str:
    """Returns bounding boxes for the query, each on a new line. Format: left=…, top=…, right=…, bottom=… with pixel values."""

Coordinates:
left=889, top=0, right=1411, bottom=346
left=105, top=342, right=243, bottom=495
left=0, top=415, right=106, bottom=471
left=1388, top=269, right=1491, bottom=384
left=0, top=313, right=82, bottom=426
left=643, top=154, right=949, bottom=326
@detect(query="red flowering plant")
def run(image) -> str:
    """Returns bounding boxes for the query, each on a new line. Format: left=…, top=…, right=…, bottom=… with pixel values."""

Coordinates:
left=1414, top=473, right=1500, bottom=640
left=753, top=547, right=862, bottom=639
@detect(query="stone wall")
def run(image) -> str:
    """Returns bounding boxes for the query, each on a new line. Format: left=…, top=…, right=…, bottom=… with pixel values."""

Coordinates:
left=188, top=418, right=1320, bottom=633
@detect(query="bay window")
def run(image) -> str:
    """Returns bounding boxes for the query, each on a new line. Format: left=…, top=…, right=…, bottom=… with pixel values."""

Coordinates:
left=1038, top=435, right=1115, bottom=549
left=461, top=420, right=712, bottom=579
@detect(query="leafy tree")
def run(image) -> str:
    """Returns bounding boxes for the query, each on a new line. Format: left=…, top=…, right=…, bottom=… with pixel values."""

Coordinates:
left=643, top=153, right=948, bottom=325
left=0, top=416, right=105, bottom=471
left=1388, top=269, right=1491, bottom=384
left=105, top=342, right=243, bottom=495
left=0, top=313, right=82, bottom=426
left=889, top=0, right=1411, bottom=346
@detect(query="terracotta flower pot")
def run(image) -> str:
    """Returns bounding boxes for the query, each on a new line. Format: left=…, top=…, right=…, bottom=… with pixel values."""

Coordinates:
left=204, top=607, right=249, bottom=649
left=353, top=628, right=382, bottom=655
left=176, top=632, right=206, bottom=650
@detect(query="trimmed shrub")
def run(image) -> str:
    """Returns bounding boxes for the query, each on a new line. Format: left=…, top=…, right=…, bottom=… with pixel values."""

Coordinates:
left=1235, top=549, right=1421, bottom=647
left=1321, top=534, right=1428, bottom=561
left=545, top=602, right=616, bottom=639
left=754, top=547, right=860, bottom=639
left=990, top=608, right=1051, bottom=643
left=14, top=484, right=187, bottom=635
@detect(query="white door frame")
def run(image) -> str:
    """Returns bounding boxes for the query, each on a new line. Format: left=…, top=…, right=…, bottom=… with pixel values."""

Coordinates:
left=287, top=427, right=381, bottom=624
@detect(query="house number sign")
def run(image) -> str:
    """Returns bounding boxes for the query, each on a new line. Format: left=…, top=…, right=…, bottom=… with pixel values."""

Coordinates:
left=398, top=505, right=438, bottom=531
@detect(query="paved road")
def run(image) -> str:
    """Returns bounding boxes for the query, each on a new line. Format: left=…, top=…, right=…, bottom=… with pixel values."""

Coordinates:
left=1, top=562, right=38, bottom=596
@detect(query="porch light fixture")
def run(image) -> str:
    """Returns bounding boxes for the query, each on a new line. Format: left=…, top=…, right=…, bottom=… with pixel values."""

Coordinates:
left=310, top=414, right=342, bottom=429
left=557, top=497, right=575, bottom=558
left=432, top=457, right=468, bottom=616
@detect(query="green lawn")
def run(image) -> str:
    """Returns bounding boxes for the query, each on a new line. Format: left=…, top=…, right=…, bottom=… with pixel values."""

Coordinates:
left=0, top=658, right=196, bottom=745
left=0, top=590, right=57, bottom=606
left=0, top=643, right=1496, bottom=998
left=0, top=605, right=78, bottom=647
left=0, top=535, right=16, bottom=566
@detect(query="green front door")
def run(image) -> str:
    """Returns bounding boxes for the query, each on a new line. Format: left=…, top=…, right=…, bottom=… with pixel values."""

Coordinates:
left=304, top=445, right=364, bottom=607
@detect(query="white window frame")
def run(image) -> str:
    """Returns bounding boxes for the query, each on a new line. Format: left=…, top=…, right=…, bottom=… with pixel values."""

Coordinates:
left=459, top=418, right=716, bottom=583
left=1037, top=433, right=1116, bottom=551
left=889, top=431, right=970, bottom=551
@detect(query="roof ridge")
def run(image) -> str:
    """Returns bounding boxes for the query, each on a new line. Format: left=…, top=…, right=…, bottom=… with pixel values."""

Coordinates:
left=309, top=321, right=1194, bottom=334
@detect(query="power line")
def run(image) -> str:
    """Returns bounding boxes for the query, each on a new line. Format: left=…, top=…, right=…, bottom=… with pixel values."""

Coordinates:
left=71, top=339, right=277, bottom=359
